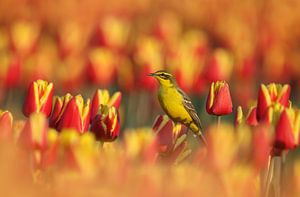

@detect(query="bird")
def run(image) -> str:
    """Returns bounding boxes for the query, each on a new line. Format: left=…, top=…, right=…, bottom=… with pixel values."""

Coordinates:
left=148, top=70, right=207, bottom=146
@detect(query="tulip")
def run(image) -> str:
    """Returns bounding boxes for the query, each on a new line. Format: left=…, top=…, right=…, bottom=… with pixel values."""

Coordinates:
left=134, top=35, right=163, bottom=91
left=96, top=16, right=130, bottom=50
left=251, top=125, right=272, bottom=170
left=49, top=93, right=73, bottom=128
left=206, top=81, right=233, bottom=116
left=152, top=115, right=190, bottom=163
left=57, top=95, right=90, bottom=133
left=23, top=79, right=54, bottom=117
left=256, top=83, right=290, bottom=121
left=274, top=108, right=300, bottom=151
left=0, top=110, right=13, bottom=140
left=18, top=112, right=48, bottom=150
left=90, top=105, right=120, bottom=142
left=204, top=48, right=234, bottom=82
left=234, top=106, right=243, bottom=126
left=40, top=129, right=59, bottom=169
left=10, top=20, right=40, bottom=55
left=87, top=47, right=117, bottom=87
left=90, top=89, right=122, bottom=121
left=246, top=106, right=258, bottom=126
left=124, top=128, right=157, bottom=163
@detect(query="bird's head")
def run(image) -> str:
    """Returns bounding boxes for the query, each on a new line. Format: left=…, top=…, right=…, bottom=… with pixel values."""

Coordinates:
left=148, top=70, right=176, bottom=87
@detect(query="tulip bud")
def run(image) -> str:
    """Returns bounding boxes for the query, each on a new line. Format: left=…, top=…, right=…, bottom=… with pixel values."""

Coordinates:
left=206, top=81, right=233, bottom=116
left=23, top=79, right=54, bottom=117
left=256, top=83, right=290, bottom=121
left=57, top=95, right=90, bottom=133
left=246, top=106, right=258, bottom=126
left=49, top=93, right=73, bottom=128
left=90, top=89, right=122, bottom=121
left=234, top=106, right=244, bottom=126
left=274, top=108, right=300, bottom=150
left=90, top=105, right=120, bottom=142
left=18, top=112, right=48, bottom=150
left=0, top=110, right=13, bottom=140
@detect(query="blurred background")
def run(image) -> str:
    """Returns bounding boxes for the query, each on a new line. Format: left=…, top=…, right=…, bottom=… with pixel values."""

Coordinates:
left=1, top=0, right=300, bottom=129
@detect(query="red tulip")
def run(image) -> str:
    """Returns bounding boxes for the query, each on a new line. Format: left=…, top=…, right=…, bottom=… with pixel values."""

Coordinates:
left=90, top=105, right=120, bottom=142
left=204, top=48, right=233, bottom=82
left=246, top=106, right=258, bottom=126
left=87, top=47, right=117, bottom=87
left=18, top=112, right=48, bottom=150
left=57, top=95, right=91, bottom=133
left=274, top=108, right=300, bottom=151
left=0, top=110, right=13, bottom=141
left=91, top=89, right=122, bottom=121
left=256, top=83, right=290, bottom=121
left=152, top=115, right=190, bottom=163
left=206, top=81, right=233, bottom=116
left=23, top=79, right=54, bottom=117
left=251, top=125, right=272, bottom=170
left=49, top=93, right=73, bottom=128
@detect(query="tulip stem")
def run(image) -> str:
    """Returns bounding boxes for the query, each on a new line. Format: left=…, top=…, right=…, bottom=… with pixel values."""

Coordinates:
left=264, top=156, right=274, bottom=197
left=217, top=116, right=221, bottom=129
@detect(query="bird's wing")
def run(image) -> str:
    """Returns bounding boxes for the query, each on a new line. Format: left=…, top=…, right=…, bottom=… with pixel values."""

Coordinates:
left=178, top=88, right=203, bottom=131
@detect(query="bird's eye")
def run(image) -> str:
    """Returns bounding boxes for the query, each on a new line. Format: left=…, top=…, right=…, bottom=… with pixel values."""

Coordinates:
left=160, top=73, right=168, bottom=79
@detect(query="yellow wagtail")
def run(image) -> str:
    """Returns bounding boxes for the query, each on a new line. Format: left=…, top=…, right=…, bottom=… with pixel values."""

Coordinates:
left=149, top=70, right=207, bottom=146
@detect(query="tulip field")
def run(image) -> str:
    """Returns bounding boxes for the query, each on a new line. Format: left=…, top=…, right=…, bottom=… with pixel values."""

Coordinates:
left=2, top=0, right=300, bottom=196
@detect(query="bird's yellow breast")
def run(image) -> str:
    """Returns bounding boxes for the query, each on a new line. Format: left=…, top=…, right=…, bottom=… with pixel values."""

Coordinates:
left=158, top=86, right=192, bottom=123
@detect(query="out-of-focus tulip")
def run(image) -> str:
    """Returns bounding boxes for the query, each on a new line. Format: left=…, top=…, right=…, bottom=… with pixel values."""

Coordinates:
left=166, top=30, right=208, bottom=93
left=134, top=35, right=163, bottom=91
left=18, top=113, right=48, bottom=151
left=49, top=93, right=73, bottom=128
left=204, top=48, right=233, bottom=82
left=274, top=108, right=300, bottom=151
left=153, top=11, right=181, bottom=45
left=97, top=16, right=130, bottom=51
left=124, top=128, right=157, bottom=163
left=59, top=129, right=98, bottom=174
left=10, top=20, right=40, bottom=56
left=206, top=124, right=237, bottom=171
left=57, top=22, right=87, bottom=58
left=23, top=79, right=54, bottom=117
left=57, top=95, right=90, bottom=133
left=235, top=106, right=243, bottom=126
left=256, top=83, right=290, bottom=121
left=91, top=89, right=122, bottom=121
left=90, top=105, right=120, bottom=142
left=246, top=106, right=258, bottom=126
left=206, top=81, right=233, bottom=116
left=0, top=110, right=13, bottom=140
left=251, top=125, right=272, bottom=170
left=40, top=128, right=59, bottom=169
left=87, top=47, right=117, bottom=87
left=0, top=53, right=21, bottom=88
left=152, top=115, right=190, bottom=163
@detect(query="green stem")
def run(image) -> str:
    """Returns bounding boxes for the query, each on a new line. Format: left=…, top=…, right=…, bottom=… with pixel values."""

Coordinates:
left=217, top=116, right=221, bottom=129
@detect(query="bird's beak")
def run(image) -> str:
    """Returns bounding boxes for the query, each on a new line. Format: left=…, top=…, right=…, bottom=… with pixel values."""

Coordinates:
left=148, top=73, right=155, bottom=77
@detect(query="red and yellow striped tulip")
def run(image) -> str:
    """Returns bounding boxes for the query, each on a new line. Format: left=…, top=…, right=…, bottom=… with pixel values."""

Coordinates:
left=23, top=79, right=54, bottom=117
left=206, top=81, right=233, bottom=116
left=57, top=95, right=90, bottom=133
left=18, top=112, right=48, bottom=150
left=256, top=83, right=290, bottom=121
left=91, top=89, right=122, bottom=121
left=90, top=105, right=120, bottom=142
